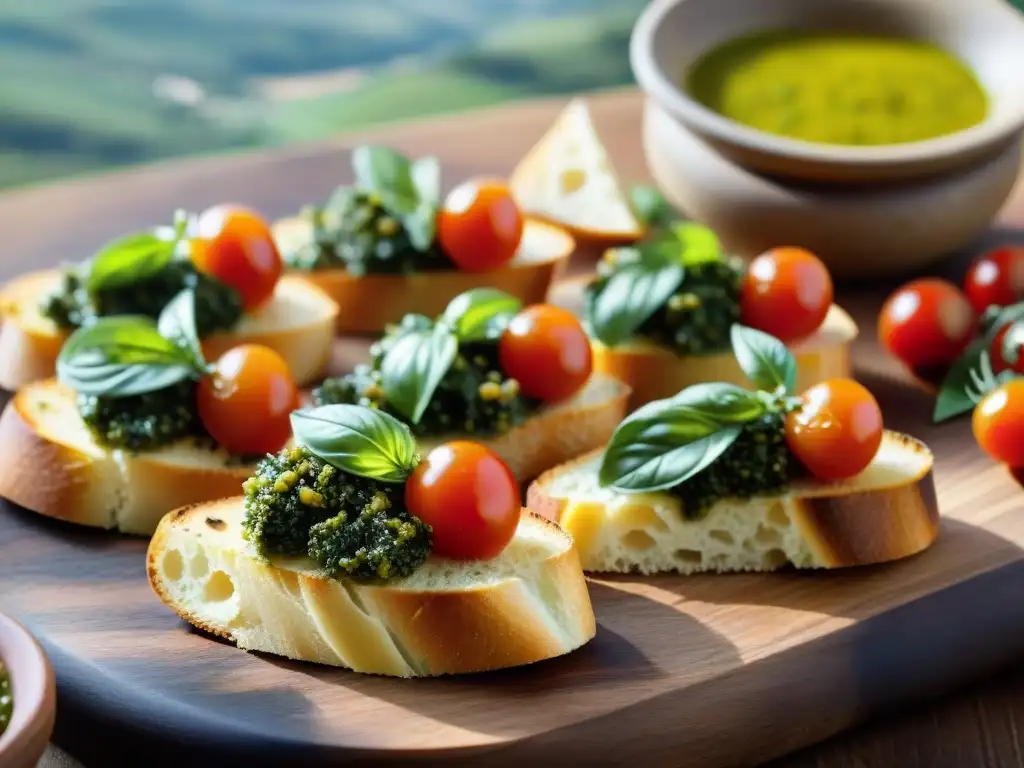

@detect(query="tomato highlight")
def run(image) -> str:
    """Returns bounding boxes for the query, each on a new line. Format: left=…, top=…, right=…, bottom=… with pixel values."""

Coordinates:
left=973, top=379, right=1024, bottom=469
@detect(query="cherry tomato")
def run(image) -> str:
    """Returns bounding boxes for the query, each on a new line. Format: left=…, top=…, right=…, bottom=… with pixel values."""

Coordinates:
left=197, top=344, right=298, bottom=456
left=740, top=247, right=834, bottom=343
left=784, top=378, right=884, bottom=482
left=190, top=205, right=282, bottom=311
left=973, top=379, right=1024, bottom=468
left=989, top=323, right=1024, bottom=375
left=878, top=278, right=976, bottom=371
left=498, top=305, right=592, bottom=402
left=437, top=179, right=524, bottom=272
left=963, top=245, right=1024, bottom=314
left=404, top=441, right=520, bottom=560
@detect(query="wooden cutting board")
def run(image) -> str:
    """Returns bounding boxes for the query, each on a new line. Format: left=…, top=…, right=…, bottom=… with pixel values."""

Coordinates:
left=1, top=91, right=1024, bottom=768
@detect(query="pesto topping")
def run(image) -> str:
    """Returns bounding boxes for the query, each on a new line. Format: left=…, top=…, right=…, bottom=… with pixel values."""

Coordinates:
left=242, top=445, right=431, bottom=581
left=78, top=378, right=205, bottom=451
left=0, top=661, right=10, bottom=736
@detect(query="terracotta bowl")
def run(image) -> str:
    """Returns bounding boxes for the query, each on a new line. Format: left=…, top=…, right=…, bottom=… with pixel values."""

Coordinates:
left=630, top=0, right=1024, bottom=278
left=0, top=613, right=56, bottom=768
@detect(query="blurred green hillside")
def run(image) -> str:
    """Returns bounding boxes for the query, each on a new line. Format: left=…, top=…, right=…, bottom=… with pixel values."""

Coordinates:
left=0, top=1, right=645, bottom=190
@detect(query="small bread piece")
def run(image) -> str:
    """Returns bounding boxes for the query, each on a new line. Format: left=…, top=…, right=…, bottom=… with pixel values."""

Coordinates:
left=0, top=380, right=251, bottom=535
left=594, top=305, right=858, bottom=411
left=0, top=272, right=338, bottom=391
left=527, top=431, right=939, bottom=574
left=147, top=498, right=596, bottom=677
left=272, top=217, right=574, bottom=334
left=419, top=373, right=630, bottom=483
left=510, top=98, right=645, bottom=249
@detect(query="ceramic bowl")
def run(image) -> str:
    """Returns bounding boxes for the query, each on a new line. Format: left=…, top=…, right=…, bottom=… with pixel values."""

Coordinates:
left=630, top=0, right=1024, bottom=277
left=0, top=613, right=56, bottom=768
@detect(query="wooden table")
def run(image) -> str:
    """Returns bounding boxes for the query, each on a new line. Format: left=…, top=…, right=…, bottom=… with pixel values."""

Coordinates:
left=4, top=90, right=1024, bottom=768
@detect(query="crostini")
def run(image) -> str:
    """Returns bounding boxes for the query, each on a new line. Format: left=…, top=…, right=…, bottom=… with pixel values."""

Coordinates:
left=584, top=225, right=858, bottom=410
left=0, top=206, right=338, bottom=391
left=148, top=405, right=596, bottom=677
left=310, top=287, right=630, bottom=482
left=272, top=145, right=575, bottom=333
left=527, top=325, right=939, bottom=574
left=0, top=290, right=299, bottom=535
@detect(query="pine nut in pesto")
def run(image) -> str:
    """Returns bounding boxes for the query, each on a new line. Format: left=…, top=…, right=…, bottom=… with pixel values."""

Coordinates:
left=0, top=661, right=10, bottom=736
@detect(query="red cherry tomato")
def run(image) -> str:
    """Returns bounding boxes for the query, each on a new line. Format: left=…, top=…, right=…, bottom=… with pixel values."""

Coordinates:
left=191, top=205, right=282, bottom=311
left=989, top=323, right=1024, bottom=375
left=404, top=441, right=520, bottom=560
left=197, top=344, right=298, bottom=456
left=784, top=378, right=884, bottom=481
left=437, top=179, right=524, bottom=272
left=973, top=379, right=1024, bottom=468
left=740, top=247, right=834, bottom=343
left=878, top=278, right=976, bottom=371
left=963, top=245, right=1024, bottom=314
left=498, top=305, right=592, bottom=402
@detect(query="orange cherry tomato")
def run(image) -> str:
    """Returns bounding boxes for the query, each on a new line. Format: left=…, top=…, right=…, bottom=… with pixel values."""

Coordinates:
left=973, top=379, right=1024, bottom=468
left=197, top=344, right=298, bottom=456
left=878, top=278, right=977, bottom=371
left=740, top=247, right=834, bottom=343
left=437, top=179, right=524, bottom=272
left=989, top=323, right=1024, bottom=375
left=784, top=378, right=884, bottom=482
left=498, top=305, right=592, bottom=402
left=190, top=205, right=282, bottom=311
left=963, top=245, right=1024, bottom=314
left=404, top=441, right=520, bottom=560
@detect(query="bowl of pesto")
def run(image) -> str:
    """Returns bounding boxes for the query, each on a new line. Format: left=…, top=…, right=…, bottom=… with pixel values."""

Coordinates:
left=0, top=613, right=55, bottom=768
left=630, top=0, right=1024, bottom=276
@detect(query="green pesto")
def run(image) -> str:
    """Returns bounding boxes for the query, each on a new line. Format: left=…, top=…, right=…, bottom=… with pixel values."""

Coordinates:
left=41, top=260, right=243, bottom=338
left=312, top=314, right=540, bottom=437
left=0, top=661, right=10, bottom=736
left=285, top=190, right=452, bottom=275
left=78, top=379, right=205, bottom=452
left=242, top=445, right=431, bottom=582
left=671, top=410, right=794, bottom=519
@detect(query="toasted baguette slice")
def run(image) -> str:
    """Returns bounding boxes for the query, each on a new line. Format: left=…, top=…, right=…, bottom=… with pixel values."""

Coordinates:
left=148, top=498, right=596, bottom=677
left=272, top=217, right=574, bottom=334
left=419, top=373, right=630, bottom=483
left=0, top=380, right=252, bottom=535
left=0, top=272, right=338, bottom=391
left=594, top=304, right=858, bottom=411
left=527, top=431, right=939, bottom=574
left=510, top=98, right=645, bottom=248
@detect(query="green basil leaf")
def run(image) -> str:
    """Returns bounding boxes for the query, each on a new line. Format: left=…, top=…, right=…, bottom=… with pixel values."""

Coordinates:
left=644, top=223, right=722, bottom=268
left=933, top=343, right=1018, bottom=423
left=401, top=202, right=438, bottom=252
left=157, top=289, right=206, bottom=368
left=588, top=261, right=686, bottom=346
left=380, top=323, right=458, bottom=424
left=291, top=405, right=418, bottom=483
left=441, top=288, right=522, bottom=342
left=629, top=184, right=677, bottom=230
left=85, top=232, right=176, bottom=293
left=352, top=145, right=418, bottom=213
left=411, top=156, right=441, bottom=205
left=599, top=393, right=743, bottom=492
left=730, top=324, right=797, bottom=395
left=671, top=382, right=765, bottom=423
left=56, top=316, right=199, bottom=398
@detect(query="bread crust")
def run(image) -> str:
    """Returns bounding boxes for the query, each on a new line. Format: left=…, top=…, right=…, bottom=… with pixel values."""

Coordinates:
left=147, top=499, right=597, bottom=677
left=526, top=431, right=940, bottom=572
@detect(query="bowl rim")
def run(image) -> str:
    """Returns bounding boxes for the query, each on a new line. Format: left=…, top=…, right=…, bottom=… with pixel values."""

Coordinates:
left=630, top=0, right=1024, bottom=169
left=0, top=612, right=56, bottom=762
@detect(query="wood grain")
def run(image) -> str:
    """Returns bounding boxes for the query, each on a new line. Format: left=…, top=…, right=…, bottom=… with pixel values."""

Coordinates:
left=1, top=91, right=1024, bottom=768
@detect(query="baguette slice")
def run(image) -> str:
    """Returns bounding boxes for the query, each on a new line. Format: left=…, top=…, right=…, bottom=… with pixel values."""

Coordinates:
left=148, top=499, right=596, bottom=677
left=0, top=380, right=252, bottom=535
left=594, top=304, right=858, bottom=411
left=0, top=272, right=338, bottom=391
left=527, top=431, right=939, bottom=574
left=273, top=217, right=574, bottom=333
left=510, top=98, right=645, bottom=248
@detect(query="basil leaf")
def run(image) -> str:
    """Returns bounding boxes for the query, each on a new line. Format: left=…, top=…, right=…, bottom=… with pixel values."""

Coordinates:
left=291, top=405, right=418, bottom=483
left=730, top=324, right=797, bottom=395
left=157, top=289, right=206, bottom=369
left=589, top=261, right=686, bottom=346
left=933, top=343, right=1018, bottom=423
left=352, top=145, right=418, bottom=213
left=85, top=232, right=176, bottom=293
left=56, top=316, right=199, bottom=398
left=629, top=184, right=677, bottom=230
left=599, top=393, right=743, bottom=492
left=380, top=323, right=458, bottom=424
left=645, top=223, right=722, bottom=268
left=441, top=288, right=522, bottom=342
left=671, top=382, right=765, bottom=423
left=402, top=203, right=438, bottom=252
left=411, top=156, right=441, bottom=206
